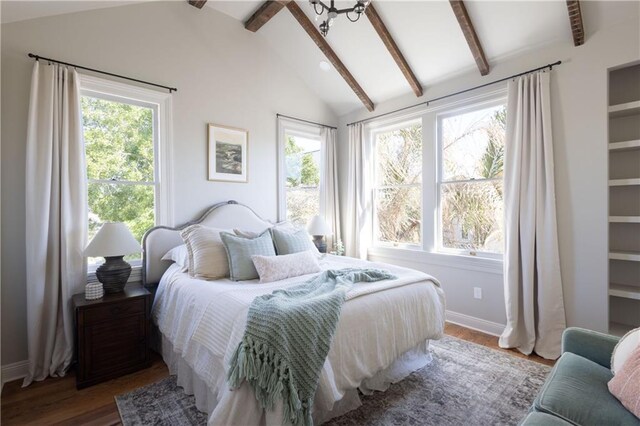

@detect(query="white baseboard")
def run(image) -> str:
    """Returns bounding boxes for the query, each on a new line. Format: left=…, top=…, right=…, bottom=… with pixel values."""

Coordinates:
left=1, top=360, right=29, bottom=390
left=446, top=310, right=505, bottom=337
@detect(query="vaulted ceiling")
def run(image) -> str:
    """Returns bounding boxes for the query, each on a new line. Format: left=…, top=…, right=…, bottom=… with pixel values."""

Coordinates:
left=205, top=0, right=638, bottom=115
left=2, top=1, right=638, bottom=116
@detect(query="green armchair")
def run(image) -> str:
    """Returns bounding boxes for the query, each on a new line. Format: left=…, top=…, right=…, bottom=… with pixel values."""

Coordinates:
left=520, top=327, right=640, bottom=426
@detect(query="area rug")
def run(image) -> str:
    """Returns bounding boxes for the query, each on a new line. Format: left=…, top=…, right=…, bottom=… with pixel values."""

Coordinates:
left=115, top=336, right=551, bottom=425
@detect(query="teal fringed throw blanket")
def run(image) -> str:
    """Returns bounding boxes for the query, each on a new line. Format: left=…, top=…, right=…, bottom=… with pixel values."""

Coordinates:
left=227, top=268, right=396, bottom=426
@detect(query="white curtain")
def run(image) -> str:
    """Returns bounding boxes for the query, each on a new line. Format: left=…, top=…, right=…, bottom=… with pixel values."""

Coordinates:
left=345, top=123, right=373, bottom=259
left=24, top=61, right=87, bottom=385
left=320, top=127, right=341, bottom=251
left=499, top=71, right=566, bottom=360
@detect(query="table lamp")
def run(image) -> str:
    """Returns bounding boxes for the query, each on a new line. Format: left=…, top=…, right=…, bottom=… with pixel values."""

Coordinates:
left=85, top=222, right=141, bottom=293
left=307, top=215, right=330, bottom=253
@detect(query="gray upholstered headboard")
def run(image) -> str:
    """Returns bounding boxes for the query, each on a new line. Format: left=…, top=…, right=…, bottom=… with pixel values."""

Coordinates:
left=141, top=200, right=272, bottom=287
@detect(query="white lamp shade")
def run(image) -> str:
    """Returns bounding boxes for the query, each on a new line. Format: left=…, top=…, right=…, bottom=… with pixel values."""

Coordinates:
left=307, top=215, right=330, bottom=236
left=85, top=222, right=141, bottom=257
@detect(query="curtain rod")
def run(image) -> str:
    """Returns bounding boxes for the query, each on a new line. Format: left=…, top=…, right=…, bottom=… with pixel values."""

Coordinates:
left=27, top=53, right=177, bottom=93
left=277, top=113, right=337, bottom=130
left=347, top=60, right=562, bottom=127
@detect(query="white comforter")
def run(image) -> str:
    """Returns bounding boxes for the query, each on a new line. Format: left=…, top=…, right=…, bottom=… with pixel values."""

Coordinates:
left=152, top=255, right=446, bottom=425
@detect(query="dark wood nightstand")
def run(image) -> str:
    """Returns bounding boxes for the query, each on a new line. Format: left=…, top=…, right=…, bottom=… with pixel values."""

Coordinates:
left=72, top=286, right=152, bottom=389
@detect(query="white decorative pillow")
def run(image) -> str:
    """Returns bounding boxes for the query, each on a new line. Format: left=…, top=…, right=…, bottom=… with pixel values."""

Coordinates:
left=611, top=327, right=640, bottom=374
left=181, top=225, right=230, bottom=280
left=161, top=244, right=189, bottom=271
left=251, top=250, right=321, bottom=283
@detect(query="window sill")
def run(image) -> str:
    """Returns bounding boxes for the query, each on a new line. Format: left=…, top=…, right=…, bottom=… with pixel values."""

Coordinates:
left=367, top=246, right=503, bottom=275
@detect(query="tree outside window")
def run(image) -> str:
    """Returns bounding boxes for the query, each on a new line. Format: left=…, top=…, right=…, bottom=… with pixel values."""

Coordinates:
left=82, top=96, right=157, bottom=263
left=439, top=104, right=506, bottom=254
left=284, top=135, right=321, bottom=227
left=374, top=123, right=423, bottom=245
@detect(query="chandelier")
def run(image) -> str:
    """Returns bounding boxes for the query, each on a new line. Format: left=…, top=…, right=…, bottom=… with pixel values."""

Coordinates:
left=309, top=0, right=371, bottom=37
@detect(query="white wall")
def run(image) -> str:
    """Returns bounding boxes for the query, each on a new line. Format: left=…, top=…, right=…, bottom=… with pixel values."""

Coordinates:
left=338, top=13, right=640, bottom=335
left=1, top=1, right=336, bottom=366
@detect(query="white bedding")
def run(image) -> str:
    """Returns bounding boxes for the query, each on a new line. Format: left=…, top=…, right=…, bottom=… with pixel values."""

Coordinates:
left=152, top=254, right=446, bottom=425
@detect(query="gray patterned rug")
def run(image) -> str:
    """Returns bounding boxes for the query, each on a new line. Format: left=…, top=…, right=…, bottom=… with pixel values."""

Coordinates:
left=115, top=336, right=551, bottom=425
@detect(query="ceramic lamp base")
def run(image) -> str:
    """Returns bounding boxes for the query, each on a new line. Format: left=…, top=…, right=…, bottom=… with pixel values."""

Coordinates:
left=312, top=235, right=327, bottom=254
left=96, top=255, right=132, bottom=293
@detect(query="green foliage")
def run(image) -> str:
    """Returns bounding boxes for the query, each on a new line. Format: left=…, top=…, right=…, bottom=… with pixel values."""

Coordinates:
left=284, top=135, right=321, bottom=226
left=300, top=154, right=319, bottom=186
left=82, top=96, right=156, bottom=257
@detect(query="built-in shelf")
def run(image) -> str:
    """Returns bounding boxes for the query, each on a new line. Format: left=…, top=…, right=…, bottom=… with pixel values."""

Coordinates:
left=609, top=283, right=640, bottom=300
left=609, top=321, right=635, bottom=337
left=609, top=250, right=640, bottom=261
left=609, top=101, right=640, bottom=118
left=609, top=178, right=640, bottom=186
left=609, top=216, right=640, bottom=223
left=609, top=140, right=640, bottom=151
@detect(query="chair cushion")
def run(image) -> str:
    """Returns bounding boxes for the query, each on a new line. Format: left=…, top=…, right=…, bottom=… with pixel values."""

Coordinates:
left=534, top=352, right=640, bottom=425
left=519, top=412, right=572, bottom=425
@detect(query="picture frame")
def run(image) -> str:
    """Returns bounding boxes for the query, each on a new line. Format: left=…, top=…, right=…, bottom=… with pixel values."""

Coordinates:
left=208, top=123, right=248, bottom=183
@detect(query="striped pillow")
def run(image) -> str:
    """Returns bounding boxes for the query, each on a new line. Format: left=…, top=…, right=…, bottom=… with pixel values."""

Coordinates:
left=608, top=343, right=640, bottom=418
left=181, top=225, right=230, bottom=280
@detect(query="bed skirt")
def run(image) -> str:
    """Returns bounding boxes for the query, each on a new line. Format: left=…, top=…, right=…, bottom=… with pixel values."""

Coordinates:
left=155, top=330, right=433, bottom=425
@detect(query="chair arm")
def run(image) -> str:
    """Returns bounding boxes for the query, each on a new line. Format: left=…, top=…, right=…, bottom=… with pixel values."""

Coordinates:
left=561, top=327, right=619, bottom=369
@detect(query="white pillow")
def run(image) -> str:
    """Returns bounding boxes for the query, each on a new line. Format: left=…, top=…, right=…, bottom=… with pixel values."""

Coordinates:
left=233, top=221, right=297, bottom=239
left=161, top=244, right=189, bottom=271
left=251, top=250, right=321, bottom=283
left=181, top=225, right=230, bottom=280
left=612, top=327, right=640, bottom=374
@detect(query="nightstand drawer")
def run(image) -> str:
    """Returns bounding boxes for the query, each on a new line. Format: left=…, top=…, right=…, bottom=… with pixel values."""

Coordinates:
left=84, top=297, right=145, bottom=323
left=84, top=314, right=148, bottom=377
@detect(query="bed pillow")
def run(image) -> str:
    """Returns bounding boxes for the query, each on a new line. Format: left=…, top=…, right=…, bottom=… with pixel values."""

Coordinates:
left=608, top=343, right=640, bottom=418
left=252, top=250, right=321, bottom=283
left=233, top=221, right=294, bottom=239
left=220, top=230, right=276, bottom=281
left=161, top=244, right=189, bottom=271
left=270, top=227, right=318, bottom=255
left=180, top=225, right=230, bottom=280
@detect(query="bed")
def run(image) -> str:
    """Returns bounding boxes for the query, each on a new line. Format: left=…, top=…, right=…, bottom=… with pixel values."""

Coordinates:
left=143, top=201, right=446, bottom=425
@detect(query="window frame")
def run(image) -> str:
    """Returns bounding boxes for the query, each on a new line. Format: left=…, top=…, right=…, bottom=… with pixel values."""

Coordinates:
left=435, top=98, right=507, bottom=260
left=370, top=118, right=423, bottom=250
left=79, top=75, right=174, bottom=267
left=277, top=117, right=324, bottom=223
left=364, top=88, right=508, bottom=266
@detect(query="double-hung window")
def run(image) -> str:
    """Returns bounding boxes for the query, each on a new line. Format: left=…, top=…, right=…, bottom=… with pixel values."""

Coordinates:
left=367, top=93, right=506, bottom=263
left=372, top=120, right=422, bottom=247
left=278, top=118, right=323, bottom=227
left=437, top=102, right=506, bottom=257
left=80, top=76, right=173, bottom=265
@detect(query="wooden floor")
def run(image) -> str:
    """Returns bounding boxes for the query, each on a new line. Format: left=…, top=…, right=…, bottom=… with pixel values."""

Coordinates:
left=1, top=323, right=554, bottom=425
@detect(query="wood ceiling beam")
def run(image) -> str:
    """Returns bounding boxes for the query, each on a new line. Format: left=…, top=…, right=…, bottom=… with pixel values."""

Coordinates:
left=566, top=1, right=585, bottom=46
left=245, top=1, right=291, bottom=32
left=286, top=1, right=375, bottom=112
left=449, top=0, right=490, bottom=76
left=187, top=0, right=207, bottom=9
left=365, top=3, right=423, bottom=97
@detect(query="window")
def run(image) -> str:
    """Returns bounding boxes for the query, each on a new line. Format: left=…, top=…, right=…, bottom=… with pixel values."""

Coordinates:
left=373, top=121, right=422, bottom=246
left=80, top=76, right=172, bottom=265
left=278, top=119, right=323, bottom=227
left=438, top=103, right=506, bottom=256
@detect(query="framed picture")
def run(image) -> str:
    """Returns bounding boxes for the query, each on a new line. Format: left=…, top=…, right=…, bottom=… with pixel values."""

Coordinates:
left=208, top=123, right=248, bottom=183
